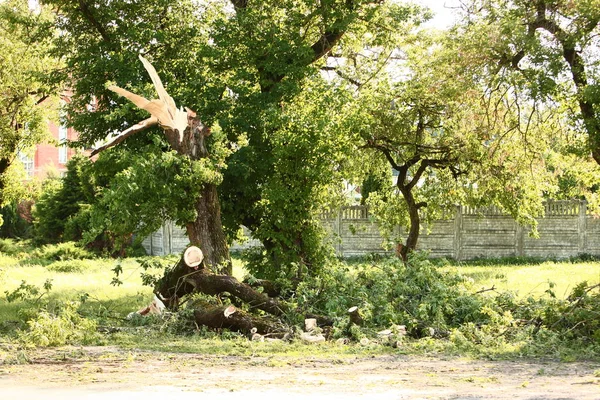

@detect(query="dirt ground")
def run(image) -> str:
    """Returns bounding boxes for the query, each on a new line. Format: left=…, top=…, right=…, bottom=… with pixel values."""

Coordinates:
left=1, top=347, right=599, bottom=399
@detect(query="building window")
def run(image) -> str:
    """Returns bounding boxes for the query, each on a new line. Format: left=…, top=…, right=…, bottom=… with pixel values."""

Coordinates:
left=58, top=124, right=67, bottom=164
left=18, top=152, right=34, bottom=177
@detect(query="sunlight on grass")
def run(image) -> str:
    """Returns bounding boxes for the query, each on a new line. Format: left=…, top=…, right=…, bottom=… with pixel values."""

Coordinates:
left=450, top=261, right=600, bottom=298
left=0, top=258, right=154, bottom=323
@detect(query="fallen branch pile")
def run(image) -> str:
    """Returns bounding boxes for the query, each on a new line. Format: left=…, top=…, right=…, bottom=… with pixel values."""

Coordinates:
left=153, top=246, right=294, bottom=336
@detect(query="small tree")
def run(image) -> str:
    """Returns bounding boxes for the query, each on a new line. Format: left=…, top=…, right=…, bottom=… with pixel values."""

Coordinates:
left=350, top=33, right=557, bottom=259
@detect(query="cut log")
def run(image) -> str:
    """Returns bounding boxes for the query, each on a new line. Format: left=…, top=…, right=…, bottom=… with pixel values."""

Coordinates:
left=304, top=318, right=317, bottom=332
left=184, top=246, right=204, bottom=269
left=348, top=306, right=363, bottom=326
left=193, top=304, right=287, bottom=336
left=186, top=270, right=285, bottom=316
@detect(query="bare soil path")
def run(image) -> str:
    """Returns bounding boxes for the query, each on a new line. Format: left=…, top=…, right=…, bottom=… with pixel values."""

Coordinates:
left=1, top=347, right=599, bottom=399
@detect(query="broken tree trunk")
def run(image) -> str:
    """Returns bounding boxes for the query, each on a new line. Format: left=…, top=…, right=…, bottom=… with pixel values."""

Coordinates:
left=95, top=55, right=231, bottom=275
left=155, top=246, right=285, bottom=316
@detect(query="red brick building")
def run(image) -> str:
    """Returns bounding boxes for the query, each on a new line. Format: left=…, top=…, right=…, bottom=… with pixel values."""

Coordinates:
left=19, top=98, right=80, bottom=179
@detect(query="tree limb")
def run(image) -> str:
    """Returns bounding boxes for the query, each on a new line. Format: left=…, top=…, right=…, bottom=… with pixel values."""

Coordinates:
left=321, top=66, right=362, bottom=87
left=77, top=0, right=112, bottom=44
left=90, top=117, right=157, bottom=156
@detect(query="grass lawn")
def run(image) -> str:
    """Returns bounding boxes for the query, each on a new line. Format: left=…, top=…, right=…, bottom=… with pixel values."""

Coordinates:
left=1, top=241, right=600, bottom=361
left=445, top=260, right=600, bottom=299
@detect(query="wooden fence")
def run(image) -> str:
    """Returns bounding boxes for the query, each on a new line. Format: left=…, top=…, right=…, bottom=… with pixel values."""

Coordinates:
left=142, top=200, right=600, bottom=260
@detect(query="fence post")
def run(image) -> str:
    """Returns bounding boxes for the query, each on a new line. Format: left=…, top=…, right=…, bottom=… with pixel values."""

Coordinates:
left=515, top=224, right=524, bottom=257
left=454, top=205, right=462, bottom=260
left=334, top=208, right=343, bottom=256
left=579, top=200, right=587, bottom=254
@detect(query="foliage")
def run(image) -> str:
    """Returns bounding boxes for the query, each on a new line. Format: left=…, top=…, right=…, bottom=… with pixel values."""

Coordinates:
left=0, top=238, right=31, bottom=256
left=453, top=1, right=600, bottom=167
left=290, top=253, right=600, bottom=357
left=0, top=0, right=60, bottom=206
left=293, top=253, right=488, bottom=337
left=18, top=301, right=100, bottom=347
left=29, top=241, right=94, bottom=262
left=539, top=282, right=600, bottom=342
left=345, top=28, right=561, bottom=255
left=4, top=279, right=52, bottom=303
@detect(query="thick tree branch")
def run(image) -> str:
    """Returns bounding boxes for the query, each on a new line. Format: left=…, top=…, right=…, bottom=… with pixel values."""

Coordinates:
left=311, top=30, right=346, bottom=62
left=406, top=160, right=428, bottom=191
left=90, top=117, right=157, bottom=157
left=365, top=142, right=400, bottom=170
left=77, top=0, right=112, bottom=44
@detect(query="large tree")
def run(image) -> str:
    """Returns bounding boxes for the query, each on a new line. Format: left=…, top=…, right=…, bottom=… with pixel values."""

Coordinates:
left=43, top=0, right=424, bottom=276
left=0, top=0, right=59, bottom=209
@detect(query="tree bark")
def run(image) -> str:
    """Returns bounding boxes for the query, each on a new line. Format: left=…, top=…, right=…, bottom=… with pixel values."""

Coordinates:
left=186, top=183, right=231, bottom=275
left=399, top=185, right=422, bottom=261
left=155, top=246, right=285, bottom=316
left=193, top=304, right=287, bottom=336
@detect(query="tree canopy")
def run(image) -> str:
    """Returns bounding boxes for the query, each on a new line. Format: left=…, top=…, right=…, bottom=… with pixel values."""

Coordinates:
left=0, top=0, right=59, bottom=210
left=42, top=0, right=426, bottom=274
left=454, top=0, right=600, bottom=163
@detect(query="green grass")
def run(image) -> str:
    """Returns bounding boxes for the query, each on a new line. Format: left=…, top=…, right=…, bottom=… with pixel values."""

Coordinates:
left=0, top=258, right=153, bottom=328
left=445, top=260, right=600, bottom=299
left=1, top=245, right=600, bottom=360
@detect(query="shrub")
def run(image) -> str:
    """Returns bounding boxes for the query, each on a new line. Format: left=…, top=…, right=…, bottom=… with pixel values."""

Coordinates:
left=0, top=238, right=22, bottom=256
left=46, top=259, right=91, bottom=273
left=30, top=242, right=94, bottom=262
left=19, top=301, right=99, bottom=347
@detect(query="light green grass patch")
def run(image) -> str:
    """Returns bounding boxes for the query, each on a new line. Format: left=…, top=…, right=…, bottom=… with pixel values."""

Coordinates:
left=1, top=258, right=154, bottom=327
left=449, top=261, right=600, bottom=299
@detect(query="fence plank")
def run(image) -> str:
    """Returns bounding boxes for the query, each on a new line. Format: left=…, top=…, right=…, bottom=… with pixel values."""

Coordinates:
left=143, top=200, right=597, bottom=260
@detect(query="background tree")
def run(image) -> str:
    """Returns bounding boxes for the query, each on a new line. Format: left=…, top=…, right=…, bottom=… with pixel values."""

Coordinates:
left=455, top=0, right=600, bottom=164
left=0, top=0, right=59, bottom=212
left=347, top=31, right=559, bottom=259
